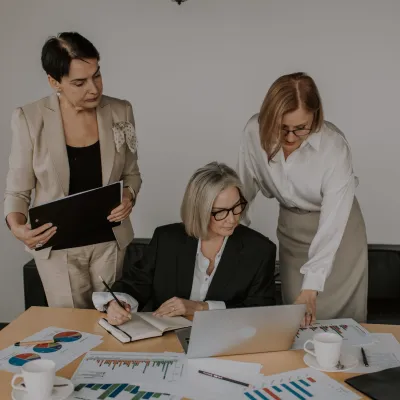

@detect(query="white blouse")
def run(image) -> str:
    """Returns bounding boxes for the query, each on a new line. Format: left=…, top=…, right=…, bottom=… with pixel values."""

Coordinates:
left=93, top=238, right=228, bottom=312
left=238, top=114, right=358, bottom=292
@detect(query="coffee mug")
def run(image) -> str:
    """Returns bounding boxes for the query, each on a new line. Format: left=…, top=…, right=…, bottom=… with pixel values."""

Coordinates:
left=11, top=359, right=55, bottom=399
left=303, top=332, right=342, bottom=368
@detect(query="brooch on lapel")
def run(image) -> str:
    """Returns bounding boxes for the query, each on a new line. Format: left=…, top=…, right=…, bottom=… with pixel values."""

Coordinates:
left=112, top=121, right=138, bottom=153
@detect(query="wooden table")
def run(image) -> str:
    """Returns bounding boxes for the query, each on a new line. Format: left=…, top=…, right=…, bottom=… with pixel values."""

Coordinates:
left=0, top=307, right=399, bottom=399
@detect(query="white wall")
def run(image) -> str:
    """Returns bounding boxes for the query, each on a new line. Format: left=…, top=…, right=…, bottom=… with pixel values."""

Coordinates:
left=1, top=0, right=399, bottom=322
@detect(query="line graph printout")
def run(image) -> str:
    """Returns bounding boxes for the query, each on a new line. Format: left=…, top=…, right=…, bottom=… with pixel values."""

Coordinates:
left=245, top=368, right=360, bottom=400
left=72, top=352, right=186, bottom=386
left=292, top=319, right=372, bottom=350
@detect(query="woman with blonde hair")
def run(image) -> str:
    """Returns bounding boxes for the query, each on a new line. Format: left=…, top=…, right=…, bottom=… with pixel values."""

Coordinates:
left=238, top=72, right=368, bottom=325
left=93, top=162, right=276, bottom=326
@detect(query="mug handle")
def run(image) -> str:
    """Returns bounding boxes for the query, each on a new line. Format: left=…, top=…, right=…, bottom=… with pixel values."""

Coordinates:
left=303, top=339, right=317, bottom=357
left=11, top=374, right=27, bottom=391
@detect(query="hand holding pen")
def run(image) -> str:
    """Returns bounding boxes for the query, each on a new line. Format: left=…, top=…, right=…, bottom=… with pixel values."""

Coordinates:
left=99, top=276, right=131, bottom=326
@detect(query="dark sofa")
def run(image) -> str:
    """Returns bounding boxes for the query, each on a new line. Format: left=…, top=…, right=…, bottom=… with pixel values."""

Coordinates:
left=23, top=241, right=400, bottom=324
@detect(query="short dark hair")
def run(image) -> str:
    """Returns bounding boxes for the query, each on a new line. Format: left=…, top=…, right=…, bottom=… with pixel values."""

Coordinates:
left=41, top=32, right=100, bottom=82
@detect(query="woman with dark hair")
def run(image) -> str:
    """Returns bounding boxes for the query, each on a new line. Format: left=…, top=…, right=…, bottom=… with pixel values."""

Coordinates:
left=238, top=72, right=368, bottom=325
left=4, top=32, right=141, bottom=309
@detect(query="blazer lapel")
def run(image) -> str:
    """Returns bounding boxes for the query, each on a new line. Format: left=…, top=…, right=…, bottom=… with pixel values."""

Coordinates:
left=206, top=230, right=243, bottom=300
left=42, top=94, right=70, bottom=196
left=176, top=235, right=198, bottom=299
left=97, top=97, right=115, bottom=186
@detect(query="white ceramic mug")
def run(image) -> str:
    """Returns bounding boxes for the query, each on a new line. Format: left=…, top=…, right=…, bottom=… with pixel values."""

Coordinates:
left=303, top=332, right=342, bottom=368
left=11, top=359, right=55, bottom=399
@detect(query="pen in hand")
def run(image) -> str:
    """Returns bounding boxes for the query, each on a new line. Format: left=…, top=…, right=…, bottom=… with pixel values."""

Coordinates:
left=361, top=347, right=369, bottom=367
left=98, top=275, right=129, bottom=314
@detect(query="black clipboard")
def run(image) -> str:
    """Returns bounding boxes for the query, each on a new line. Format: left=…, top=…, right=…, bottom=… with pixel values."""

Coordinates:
left=345, top=366, right=400, bottom=400
left=29, top=182, right=122, bottom=250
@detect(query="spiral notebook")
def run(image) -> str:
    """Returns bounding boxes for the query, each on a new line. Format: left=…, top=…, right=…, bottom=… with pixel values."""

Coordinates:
left=29, top=182, right=122, bottom=250
left=98, top=313, right=192, bottom=343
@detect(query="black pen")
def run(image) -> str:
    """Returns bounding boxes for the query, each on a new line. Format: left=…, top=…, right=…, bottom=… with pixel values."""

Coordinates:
left=361, top=347, right=369, bottom=367
left=98, top=275, right=126, bottom=310
left=198, top=370, right=251, bottom=388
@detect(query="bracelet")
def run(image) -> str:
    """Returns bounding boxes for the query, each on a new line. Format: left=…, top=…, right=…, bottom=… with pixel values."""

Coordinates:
left=124, top=186, right=137, bottom=206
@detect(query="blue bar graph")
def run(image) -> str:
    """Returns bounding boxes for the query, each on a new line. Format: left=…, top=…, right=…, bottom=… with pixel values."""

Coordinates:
left=281, top=383, right=306, bottom=400
left=71, top=383, right=172, bottom=399
left=253, top=390, right=269, bottom=400
left=245, top=375, right=318, bottom=399
left=290, top=381, right=312, bottom=397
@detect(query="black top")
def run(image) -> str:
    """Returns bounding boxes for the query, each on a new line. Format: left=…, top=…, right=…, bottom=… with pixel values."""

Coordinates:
left=67, top=141, right=103, bottom=195
left=52, top=141, right=114, bottom=250
left=112, top=223, right=277, bottom=311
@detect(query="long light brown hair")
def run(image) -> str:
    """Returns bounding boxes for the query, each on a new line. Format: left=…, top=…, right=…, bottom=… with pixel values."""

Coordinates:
left=259, top=72, right=324, bottom=161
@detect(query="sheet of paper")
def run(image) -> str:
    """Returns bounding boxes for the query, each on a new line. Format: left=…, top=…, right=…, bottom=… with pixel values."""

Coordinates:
left=72, top=351, right=187, bottom=389
left=246, top=368, right=361, bottom=400
left=67, top=383, right=182, bottom=400
left=172, top=358, right=263, bottom=400
left=292, top=318, right=372, bottom=350
left=346, top=333, right=400, bottom=373
left=0, top=327, right=103, bottom=373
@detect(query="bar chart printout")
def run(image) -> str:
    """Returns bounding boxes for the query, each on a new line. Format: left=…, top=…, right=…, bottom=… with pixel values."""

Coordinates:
left=72, top=352, right=186, bottom=385
left=69, top=383, right=179, bottom=400
left=292, top=318, right=371, bottom=350
left=243, top=368, right=360, bottom=400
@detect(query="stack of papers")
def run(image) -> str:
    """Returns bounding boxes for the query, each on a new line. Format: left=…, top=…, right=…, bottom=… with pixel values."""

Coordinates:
left=347, top=333, right=400, bottom=373
left=66, top=318, right=400, bottom=399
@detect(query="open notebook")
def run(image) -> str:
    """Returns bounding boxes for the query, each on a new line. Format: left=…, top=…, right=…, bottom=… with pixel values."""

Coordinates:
left=98, top=312, right=192, bottom=343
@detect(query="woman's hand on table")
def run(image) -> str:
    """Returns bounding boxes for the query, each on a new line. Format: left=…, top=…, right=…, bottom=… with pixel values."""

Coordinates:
left=153, top=297, right=208, bottom=317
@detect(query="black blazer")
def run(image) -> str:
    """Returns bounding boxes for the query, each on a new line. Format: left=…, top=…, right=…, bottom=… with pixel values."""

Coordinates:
left=112, top=223, right=277, bottom=311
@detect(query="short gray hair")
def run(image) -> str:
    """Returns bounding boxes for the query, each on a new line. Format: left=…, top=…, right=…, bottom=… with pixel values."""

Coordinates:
left=180, top=162, right=245, bottom=239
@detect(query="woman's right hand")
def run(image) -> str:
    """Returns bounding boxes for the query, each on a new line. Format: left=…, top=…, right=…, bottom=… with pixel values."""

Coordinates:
left=11, top=223, right=57, bottom=250
left=107, top=300, right=132, bottom=326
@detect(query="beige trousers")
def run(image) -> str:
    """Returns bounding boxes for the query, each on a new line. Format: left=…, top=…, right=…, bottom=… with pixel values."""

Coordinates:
left=33, top=241, right=126, bottom=309
left=277, top=198, right=368, bottom=322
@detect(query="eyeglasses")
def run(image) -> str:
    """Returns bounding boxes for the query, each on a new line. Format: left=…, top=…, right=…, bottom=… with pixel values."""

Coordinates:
left=211, top=200, right=248, bottom=221
left=281, top=127, right=312, bottom=138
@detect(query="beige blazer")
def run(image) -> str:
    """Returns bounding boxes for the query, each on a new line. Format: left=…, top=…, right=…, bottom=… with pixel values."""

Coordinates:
left=4, top=94, right=142, bottom=259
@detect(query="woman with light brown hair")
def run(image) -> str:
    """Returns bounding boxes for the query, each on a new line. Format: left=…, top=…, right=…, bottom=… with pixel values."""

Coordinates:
left=238, top=72, right=368, bottom=325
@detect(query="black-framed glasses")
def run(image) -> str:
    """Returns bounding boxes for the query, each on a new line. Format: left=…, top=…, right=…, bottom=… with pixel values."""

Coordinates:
left=211, top=200, right=248, bottom=221
left=281, top=127, right=312, bottom=137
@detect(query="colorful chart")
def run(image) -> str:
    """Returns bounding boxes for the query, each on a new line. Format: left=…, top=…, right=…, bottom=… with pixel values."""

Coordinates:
left=245, top=368, right=359, bottom=400
left=292, top=318, right=371, bottom=350
left=95, top=358, right=174, bottom=378
left=245, top=377, right=316, bottom=400
left=296, top=324, right=349, bottom=338
left=73, top=383, right=174, bottom=400
left=33, top=342, right=62, bottom=353
left=54, top=331, right=82, bottom=342
left=72, top=352, right=186, bottom=386
left=8, top=353, right=41, bottom=367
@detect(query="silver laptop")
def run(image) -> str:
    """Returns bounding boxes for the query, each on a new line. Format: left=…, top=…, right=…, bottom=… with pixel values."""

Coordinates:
left=176, top=304, right=305, bottom=358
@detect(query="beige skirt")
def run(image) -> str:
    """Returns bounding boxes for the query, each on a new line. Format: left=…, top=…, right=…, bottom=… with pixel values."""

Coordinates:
left=277, top=198, right=368, bottom=322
